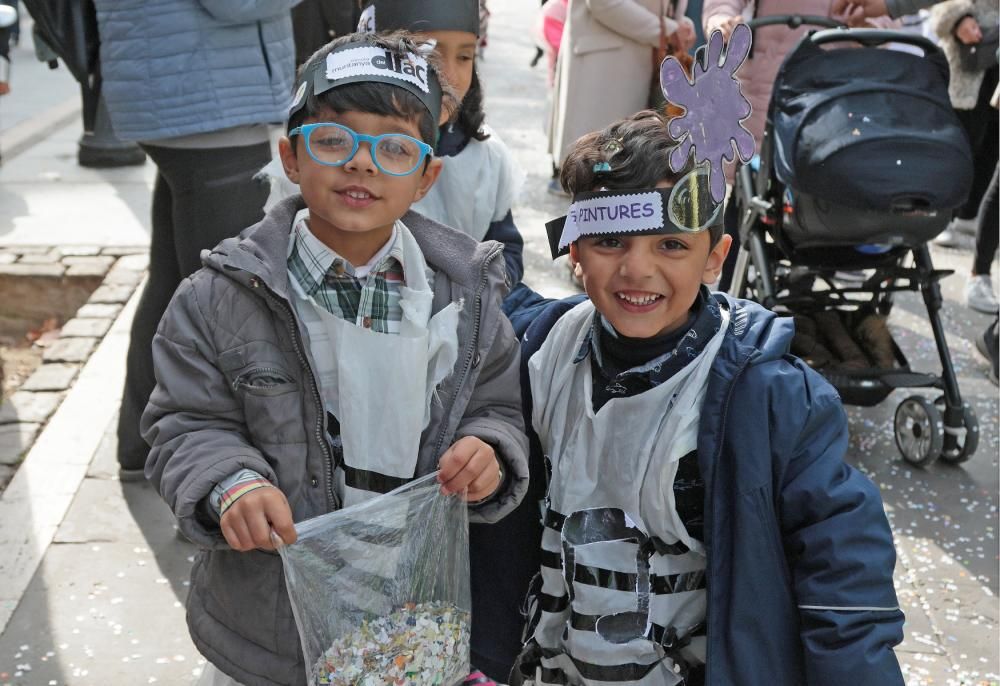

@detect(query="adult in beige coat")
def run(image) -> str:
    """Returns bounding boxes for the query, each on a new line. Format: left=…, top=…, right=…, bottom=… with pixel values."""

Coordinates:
left=548, top=0, right=694, bottom=170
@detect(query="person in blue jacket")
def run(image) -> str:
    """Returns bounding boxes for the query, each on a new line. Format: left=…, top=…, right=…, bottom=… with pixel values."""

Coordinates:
left=506, top=108, right=905, bottom=686
left=92, top=0, right=298, bottom=478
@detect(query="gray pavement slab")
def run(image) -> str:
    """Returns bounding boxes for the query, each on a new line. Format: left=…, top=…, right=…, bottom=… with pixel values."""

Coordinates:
left=0, top=17, right=78, bottom=139
left=0, top=392, right=62, bottom=425
left=0, top=122, right=152, bottom=248
left=0, top=421, right=202, bottom=686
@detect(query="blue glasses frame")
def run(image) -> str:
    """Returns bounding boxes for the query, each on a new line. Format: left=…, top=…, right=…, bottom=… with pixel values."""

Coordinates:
left=288, top=122, right=433, bottom=177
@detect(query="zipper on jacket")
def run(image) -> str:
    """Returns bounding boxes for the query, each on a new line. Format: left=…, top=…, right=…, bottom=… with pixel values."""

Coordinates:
left=704, top=350, right=753, bottom=686
left=231, top=366, right=290, bottom=392
left=431, top=246, right=504, bottom=458
left=257, top=23, right=272, bottom=78
left=250, top=277, right=340, bottom=511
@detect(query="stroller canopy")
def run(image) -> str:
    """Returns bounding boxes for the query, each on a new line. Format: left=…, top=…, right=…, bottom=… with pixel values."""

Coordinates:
left=770, top=35, right=972, bottom=214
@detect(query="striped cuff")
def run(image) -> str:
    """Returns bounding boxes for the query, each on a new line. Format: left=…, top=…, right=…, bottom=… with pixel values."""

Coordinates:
left=211, top=469, right=273, bottom=516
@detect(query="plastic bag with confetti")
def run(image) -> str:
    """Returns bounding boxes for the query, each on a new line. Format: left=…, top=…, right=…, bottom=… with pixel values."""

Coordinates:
left=277, top=473, right=471, bottom=686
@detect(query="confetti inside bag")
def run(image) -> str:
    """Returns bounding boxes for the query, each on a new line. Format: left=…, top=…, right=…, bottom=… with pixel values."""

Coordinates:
left=277, top=473, right=471, bottom=686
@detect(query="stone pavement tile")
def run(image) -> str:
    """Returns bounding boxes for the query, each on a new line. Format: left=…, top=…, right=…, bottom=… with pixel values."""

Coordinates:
left=0, top=392, right=63, bottom=425
left=15, top=252, right=59, bottom=265
left=896, top=586, right=946, bottom=655
left=0, top=423, right=41, bottom=466
left=20, top=364, right=79, bottom=392
left=75, top=303, right=122, bottom=320
left=0, top=499, right=201, bottom=686
left=101, top=266, right=145, bottom=287
left=59, top=318, right=112, bottom=338
left=88, top=284, right=137, bottom=305
left=100, top=247, right=149, bottom=257
left=42, top=337, right=98, bottom=364
left=86, top=421, right=120, bottom=481
left=54, top=479, right=183, bottom=548
left=0, top=263, right=65, bottom=277
left=112, top=254, right=149, bottom=272
left=56, top=246, right=102, bottom=257
left=66, top=263, right=113, bottom=278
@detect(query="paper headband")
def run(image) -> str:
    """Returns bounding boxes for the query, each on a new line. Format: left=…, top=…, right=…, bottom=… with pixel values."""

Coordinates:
left=545, top=168, right=723, bottom=259
left=287, top=41, right=444, bottom=129
left=357, top=0, right=480, bottom=37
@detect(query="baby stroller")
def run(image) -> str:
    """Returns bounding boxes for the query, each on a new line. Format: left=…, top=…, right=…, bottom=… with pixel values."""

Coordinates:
left=728, top=16, right=978, bottom=467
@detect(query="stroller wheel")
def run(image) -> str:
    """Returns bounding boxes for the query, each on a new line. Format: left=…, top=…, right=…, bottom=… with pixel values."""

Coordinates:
left=935, top=397, right=979, bottom=465
left=894, top=396, right=944, bottom=467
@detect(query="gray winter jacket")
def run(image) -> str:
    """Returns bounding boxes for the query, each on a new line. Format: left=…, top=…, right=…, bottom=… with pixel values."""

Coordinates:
left=93, top=0, right=298, bottom=141
left=142, top=196, right=529, bottom=686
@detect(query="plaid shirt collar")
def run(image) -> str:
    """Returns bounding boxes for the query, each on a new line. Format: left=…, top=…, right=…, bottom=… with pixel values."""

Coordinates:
left=289, top=209, right=405, bottom=296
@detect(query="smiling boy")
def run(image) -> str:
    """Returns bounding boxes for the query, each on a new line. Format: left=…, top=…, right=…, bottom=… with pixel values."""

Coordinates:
left=141, top=32, right=528, bottom=686
left=511, top=111, right=903, bottom=686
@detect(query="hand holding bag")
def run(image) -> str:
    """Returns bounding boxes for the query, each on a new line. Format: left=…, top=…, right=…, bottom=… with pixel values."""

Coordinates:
left=277, top=474, right=471, bottom=686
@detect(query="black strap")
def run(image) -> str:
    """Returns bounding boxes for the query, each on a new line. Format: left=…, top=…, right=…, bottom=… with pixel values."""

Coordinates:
left=341, top=463, right=411, bottom=495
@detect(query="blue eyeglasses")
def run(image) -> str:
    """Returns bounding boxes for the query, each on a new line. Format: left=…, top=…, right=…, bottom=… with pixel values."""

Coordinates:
left=287, top=123, right=433, bottom=177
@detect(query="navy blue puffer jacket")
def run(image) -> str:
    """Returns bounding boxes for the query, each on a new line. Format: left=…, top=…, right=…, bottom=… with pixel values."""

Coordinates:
left=473, top=293, right=905, bottom=685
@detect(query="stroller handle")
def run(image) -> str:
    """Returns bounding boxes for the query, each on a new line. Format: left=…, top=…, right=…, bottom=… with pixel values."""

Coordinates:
left=745, top=15, right=845, bottom=31
left=809, top=27, right=939, bottom=54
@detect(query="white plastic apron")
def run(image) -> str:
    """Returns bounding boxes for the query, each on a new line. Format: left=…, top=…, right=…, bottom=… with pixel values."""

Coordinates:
left=526, top=301, right=729, bottom=686
left=289, top=221, right=460, bottom=507
left=413, top=126, right=525, bottom=241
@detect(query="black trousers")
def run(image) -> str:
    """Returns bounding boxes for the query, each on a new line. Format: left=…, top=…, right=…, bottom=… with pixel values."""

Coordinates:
left=974, top=162, right=999, bottom=277
left=955, top=66, right=999, bottom=221
left=117, top=142, right=271, bottom=469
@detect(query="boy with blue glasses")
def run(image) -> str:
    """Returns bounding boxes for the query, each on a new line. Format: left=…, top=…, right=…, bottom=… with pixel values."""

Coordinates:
left=142, top=32, right=528, bottom=686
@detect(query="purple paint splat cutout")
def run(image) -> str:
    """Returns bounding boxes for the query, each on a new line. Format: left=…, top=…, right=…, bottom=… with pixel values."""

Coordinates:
left=660, top=24, right=755, bottom=204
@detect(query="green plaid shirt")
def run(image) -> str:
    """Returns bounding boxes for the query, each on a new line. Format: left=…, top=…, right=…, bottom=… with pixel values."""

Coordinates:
left=287, top=211, right=406, bottom=334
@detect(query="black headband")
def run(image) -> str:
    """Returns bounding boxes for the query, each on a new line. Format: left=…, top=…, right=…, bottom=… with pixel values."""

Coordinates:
left=358, top=0, right=480, bottom=37
left=287, top=39, right=444, bottom=130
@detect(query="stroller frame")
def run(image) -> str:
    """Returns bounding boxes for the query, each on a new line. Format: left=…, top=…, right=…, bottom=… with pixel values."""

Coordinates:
left=728, top=18, right=979, bottom=467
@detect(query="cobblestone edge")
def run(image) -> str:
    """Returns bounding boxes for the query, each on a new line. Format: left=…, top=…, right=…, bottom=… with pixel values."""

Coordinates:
left=0, top=246, right=148, bottom=489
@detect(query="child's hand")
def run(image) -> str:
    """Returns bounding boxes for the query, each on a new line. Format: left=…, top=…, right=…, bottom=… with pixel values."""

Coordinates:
left=220, top=487, right=297, bottom=552
left=438, top=436, right=503, bottom=502
left=0, top=82, right=9, bottom=96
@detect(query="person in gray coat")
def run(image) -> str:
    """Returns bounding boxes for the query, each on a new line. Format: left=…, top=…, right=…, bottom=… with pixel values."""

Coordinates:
left=92, top=0, right=299, bottom=478
left=142, top=33, right=529, bottom=686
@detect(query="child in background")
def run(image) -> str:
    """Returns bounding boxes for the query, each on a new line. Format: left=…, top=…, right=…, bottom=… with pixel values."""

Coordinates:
left=358, top=0, right=526, bottom=291
left=142, top=32, right=528, bottom=686
left=511, top=109, right=904, bottom=685
left=359, top=6, right=529, bottom=680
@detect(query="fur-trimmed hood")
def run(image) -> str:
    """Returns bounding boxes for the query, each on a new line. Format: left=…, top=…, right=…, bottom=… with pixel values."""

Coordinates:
left=931, top=0, right=999, bottom=109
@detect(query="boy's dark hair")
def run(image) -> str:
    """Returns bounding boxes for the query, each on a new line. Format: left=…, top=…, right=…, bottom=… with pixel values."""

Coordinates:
left=454, top=68, right=490, bottom=142
left=560, top=110, right=723, bottom=245
left=288, top=31, right=458, bottom=146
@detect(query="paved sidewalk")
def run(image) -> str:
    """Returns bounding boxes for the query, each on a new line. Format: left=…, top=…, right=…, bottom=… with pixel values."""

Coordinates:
left=0, top=3, right=995, bottom=686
